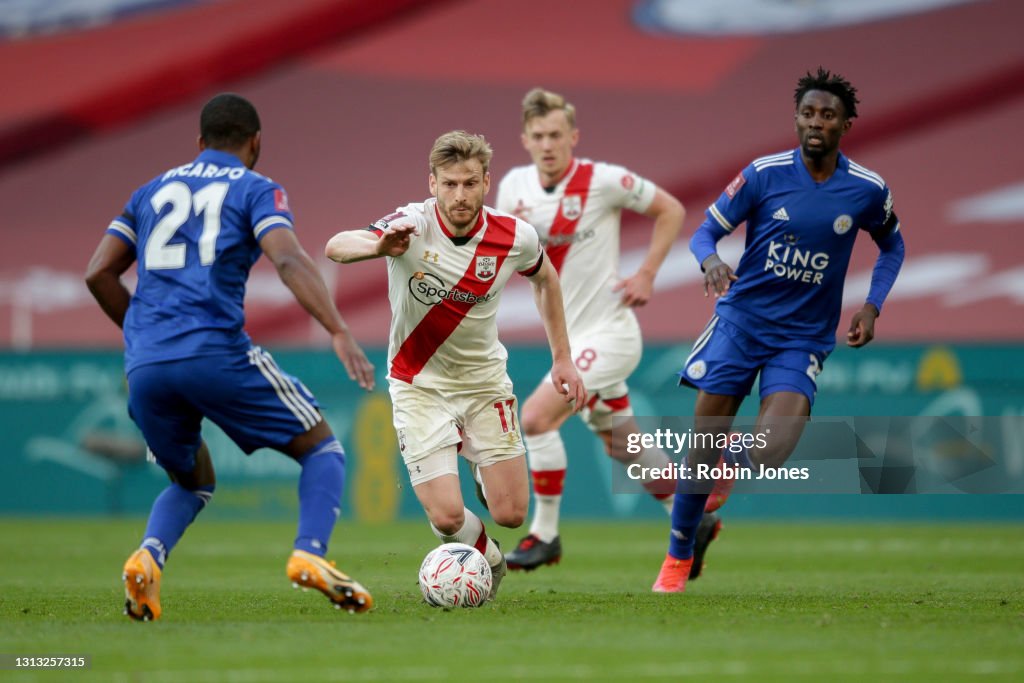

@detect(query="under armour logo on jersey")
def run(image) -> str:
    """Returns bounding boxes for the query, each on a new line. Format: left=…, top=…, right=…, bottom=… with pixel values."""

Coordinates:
left=422, top=250, right=439, bottom=264
left=772, top=207, right=790, bottom=221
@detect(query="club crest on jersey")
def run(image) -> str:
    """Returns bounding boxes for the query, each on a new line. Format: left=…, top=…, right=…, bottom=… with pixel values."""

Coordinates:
left=833, top=214, right=853, bottom=235
left=475, top=256, right=497, bottom=281
left=561, top=195, right=583, bottom=220
left=686, top=361, right=707, bottom=380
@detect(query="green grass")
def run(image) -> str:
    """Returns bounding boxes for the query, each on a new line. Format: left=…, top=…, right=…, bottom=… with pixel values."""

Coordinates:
left=1, top=518, right=1022, bottom=682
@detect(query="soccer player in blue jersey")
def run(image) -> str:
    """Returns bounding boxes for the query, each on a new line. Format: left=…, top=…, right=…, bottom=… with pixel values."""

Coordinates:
left=85, top=93, right=377, bottom=619
left=652, top=68, right=905, bottom=592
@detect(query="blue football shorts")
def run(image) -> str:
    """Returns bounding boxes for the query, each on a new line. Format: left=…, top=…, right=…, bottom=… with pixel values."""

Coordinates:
left=678, top=315, right=828, bottom=405
left=127, top=346, right=322, bottom=472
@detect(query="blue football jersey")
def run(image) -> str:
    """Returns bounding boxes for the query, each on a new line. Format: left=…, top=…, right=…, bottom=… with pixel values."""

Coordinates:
left=106, top=149, right=294, bottom=372
left=706, top=148, right=898, bottom=351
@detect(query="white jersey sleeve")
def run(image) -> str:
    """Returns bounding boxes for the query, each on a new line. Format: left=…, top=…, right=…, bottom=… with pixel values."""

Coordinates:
left=512, top=217, right=544, bottom=274
left=495, top=174, right=518, bottom=216
left=591, top=161, right=658, bottom=214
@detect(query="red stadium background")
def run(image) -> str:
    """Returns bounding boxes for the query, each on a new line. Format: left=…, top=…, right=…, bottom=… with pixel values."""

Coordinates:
left=1, top=0, right=1022, bottom=348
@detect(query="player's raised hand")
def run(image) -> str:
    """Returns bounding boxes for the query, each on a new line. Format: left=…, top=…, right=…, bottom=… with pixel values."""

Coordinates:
left=550, top=358, right=587, bottom=413
left=701, top=254, right=737, bottom=298
left=331, top=331, right=376, bottom=391
left=376, top=223, right=418, bottom=257
left=846, top=304, right=878, bottom=348
left=613, top=270, right=655, bottom=307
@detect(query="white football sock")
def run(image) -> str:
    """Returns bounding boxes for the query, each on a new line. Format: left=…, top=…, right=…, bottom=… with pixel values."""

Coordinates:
left=524, top=430, right=567, bottom=543
left=430, top=507, right=502, bottom=567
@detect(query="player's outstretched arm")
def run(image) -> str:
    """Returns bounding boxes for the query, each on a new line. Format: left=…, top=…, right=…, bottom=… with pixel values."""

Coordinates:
left=527, top=257, right=587, bottom=411
left=85, top=234, right=137, bottom=328
left=325, top=224, right=417, bottom=263
left=614, top=187, right=685, bottom=307
left=261, top=228, right=375, bottom=390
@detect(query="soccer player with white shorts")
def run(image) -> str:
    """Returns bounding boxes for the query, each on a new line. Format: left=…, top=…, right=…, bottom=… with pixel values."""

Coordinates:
left=326, top=130, right=586, bottom=602
left=652, top=68, right=906, bottom=593
left=494, top=88, right=699, bottom=573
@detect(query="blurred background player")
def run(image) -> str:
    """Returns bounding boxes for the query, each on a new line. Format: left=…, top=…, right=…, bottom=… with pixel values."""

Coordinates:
left=325, top=130, right=586, bottom=601
left=85, top=93, right=376, bottom=620
left=494, top=88, right=709, bottom=572
left=653, top=68, right=906, bottom=593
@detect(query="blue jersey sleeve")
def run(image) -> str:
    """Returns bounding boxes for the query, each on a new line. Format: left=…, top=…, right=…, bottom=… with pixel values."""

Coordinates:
left=706, top=164, right=759, bottom=234
left=249, top=178, right=295, bottom=241
left=861, top=185, right=904, bottom=314
left=860, top=185, right=899, bottom=240
left=689, top=217, right=730, bottom=268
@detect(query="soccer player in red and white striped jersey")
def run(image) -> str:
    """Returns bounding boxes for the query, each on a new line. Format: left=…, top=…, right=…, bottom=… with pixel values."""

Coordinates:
left=496, top=88, right=690, bottom=572
left=326, top=130, right=586, bottom=600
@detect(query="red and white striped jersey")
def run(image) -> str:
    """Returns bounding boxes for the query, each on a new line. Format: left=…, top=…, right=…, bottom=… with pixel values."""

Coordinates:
left=496, top=158, right=657, bottom=336
left=369, top=198, right=543, bottom=389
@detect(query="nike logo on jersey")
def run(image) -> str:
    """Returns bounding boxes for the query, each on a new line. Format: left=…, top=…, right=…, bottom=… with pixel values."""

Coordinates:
left=772, top=207, right=790, bottom=221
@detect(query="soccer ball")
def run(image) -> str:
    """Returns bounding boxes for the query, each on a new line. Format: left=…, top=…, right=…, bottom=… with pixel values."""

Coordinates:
left=418, top=542, right=492, bottom=608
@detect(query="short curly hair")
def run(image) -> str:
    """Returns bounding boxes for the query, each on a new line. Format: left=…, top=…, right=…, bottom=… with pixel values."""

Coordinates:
left=794, top=67, right=859, bottom=119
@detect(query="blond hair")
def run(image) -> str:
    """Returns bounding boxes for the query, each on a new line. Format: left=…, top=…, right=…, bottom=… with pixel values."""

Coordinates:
left=521, top=87, right=576, bottom=129
left=429, top=130, right=493, bottom=175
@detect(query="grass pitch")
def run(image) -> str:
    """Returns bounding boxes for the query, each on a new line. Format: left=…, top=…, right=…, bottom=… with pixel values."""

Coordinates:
left=0, top=517, right=1022, bottom=682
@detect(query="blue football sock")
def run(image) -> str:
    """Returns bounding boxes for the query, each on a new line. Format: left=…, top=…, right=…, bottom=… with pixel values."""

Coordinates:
left=667, top=477, right=709, bottom=560
left=294, top=436, right=346, bottom=557
left=141, top=483, right=214, bottom=569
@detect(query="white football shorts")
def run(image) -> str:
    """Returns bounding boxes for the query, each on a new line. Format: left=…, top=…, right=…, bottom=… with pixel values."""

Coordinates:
left=388, top=376, right=525, bottom=485
left=541, top=322, right=642, bottom=431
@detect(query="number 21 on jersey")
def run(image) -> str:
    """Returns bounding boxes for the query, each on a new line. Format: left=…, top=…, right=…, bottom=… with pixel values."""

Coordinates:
left=145, top=181, right=228, bottom=269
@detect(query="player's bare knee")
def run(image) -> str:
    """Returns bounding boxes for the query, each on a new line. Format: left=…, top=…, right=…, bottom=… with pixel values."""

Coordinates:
left=489, top=498, right=527, bottom=528
left=520, top=406, right=555, bottom=436
left=601, top=430, right=635, bottom=464
left=428, top=506, right=466, bottom=535
left=752, top=425, right=803, bottom=467
left=491, top=508, right=526, bottom=529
